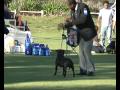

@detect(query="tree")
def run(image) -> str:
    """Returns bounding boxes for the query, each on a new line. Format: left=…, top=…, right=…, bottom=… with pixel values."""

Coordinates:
left=4, top=0, right=12, bottom=6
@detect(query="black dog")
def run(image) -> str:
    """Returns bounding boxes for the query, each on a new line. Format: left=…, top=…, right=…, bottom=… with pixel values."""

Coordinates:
left=54, top=49, right=75, bottom=77
left=106, top=40, right=116, bottom=54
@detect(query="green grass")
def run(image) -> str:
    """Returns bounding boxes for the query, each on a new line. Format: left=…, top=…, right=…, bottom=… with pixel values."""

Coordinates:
left=4, top=16, right=116, bottom=90
left=4, top=54, right=116, bottom=90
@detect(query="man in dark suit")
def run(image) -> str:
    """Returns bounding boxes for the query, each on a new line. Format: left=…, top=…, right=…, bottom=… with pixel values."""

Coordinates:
left=60, top=0, right=97, bottom=76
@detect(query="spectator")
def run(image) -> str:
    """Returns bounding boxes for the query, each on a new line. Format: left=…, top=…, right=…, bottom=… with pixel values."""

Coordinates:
left=15, top=15, right=30, bottom=31
left=97, top=0, right=114, bottom=52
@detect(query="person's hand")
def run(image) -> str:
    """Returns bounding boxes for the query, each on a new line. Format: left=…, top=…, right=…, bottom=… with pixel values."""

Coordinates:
left=65, top=17, right=72, bottom=22
left=96, top=22, right=99, bottom=27
left=58, top=23, right=64, bottom=30
left=97, top=42, right=101, bottom=46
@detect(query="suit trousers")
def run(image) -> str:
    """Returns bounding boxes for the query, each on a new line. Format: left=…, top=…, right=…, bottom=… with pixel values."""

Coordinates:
left=79, top=38, right=95, bottom=73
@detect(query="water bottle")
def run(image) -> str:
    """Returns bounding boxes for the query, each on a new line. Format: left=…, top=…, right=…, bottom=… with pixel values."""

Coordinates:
left=84, top=8, right=88, bottom=16
left=36, top=45, right=39, bottom=56
left=43, top=45, right=45, bottom=56
left=26, top=49, right=29, bottom=54
left=32, top=44, right=40, bottom=56
left=45, top=45, right=50, bottom=56
left=25, top=34, right=32, bottom=55
left=40, top=44, right=45, bottom=56
left=25, top=34, right=31, bottom=47
left=39, top=47, right=42, bottom=56
left=14, top=45, right=20, bottom=53
left=32, top=46, right=36, bottom=55
left=39, top=44, right=42, bottom=56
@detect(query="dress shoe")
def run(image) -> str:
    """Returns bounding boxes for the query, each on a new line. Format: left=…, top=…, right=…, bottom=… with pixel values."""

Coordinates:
left=76, top=72, right=87, bottom=75
left=87, top=72, right=95, bottom=76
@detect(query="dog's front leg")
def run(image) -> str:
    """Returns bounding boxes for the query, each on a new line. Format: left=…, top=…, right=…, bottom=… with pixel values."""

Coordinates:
left=54, top=65, right=58, bottom=76
left=63, top=67, right=67, bottom=77
left=62, top=68, right=65, bottom=76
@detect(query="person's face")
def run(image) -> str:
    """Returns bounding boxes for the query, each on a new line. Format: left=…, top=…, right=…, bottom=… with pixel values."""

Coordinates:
left=67, top=3, right=76, bottom=10
left=104, top=3, right=109, bottom=9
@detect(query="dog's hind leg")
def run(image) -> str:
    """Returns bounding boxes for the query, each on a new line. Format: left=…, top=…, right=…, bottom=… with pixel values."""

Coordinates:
left=54, top=65, right=58, bottom=76
left=71, top=65, right=75, bottom=77
left=62, top=68, right=64, bottom=76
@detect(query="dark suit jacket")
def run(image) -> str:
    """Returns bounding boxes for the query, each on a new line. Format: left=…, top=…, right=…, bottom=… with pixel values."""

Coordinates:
left=65, top=3, right=97, bottom=41
left=65, top=3, right=95, bottom=28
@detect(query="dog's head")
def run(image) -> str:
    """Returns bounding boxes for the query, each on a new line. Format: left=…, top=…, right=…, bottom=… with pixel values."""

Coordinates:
left=56, top=49, right=65, bottom=57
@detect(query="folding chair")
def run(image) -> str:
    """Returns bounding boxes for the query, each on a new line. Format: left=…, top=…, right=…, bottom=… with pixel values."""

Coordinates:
left=60, top=27, right=79, bottom=56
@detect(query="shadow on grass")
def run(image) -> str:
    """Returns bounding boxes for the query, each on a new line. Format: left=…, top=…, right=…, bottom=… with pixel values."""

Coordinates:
left=4, top=85, right=116, bottom=90
left=4, top=54, right=116, bottom=85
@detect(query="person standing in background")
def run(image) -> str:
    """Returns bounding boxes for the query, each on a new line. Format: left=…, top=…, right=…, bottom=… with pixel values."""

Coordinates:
left=97, top=0, right=114, bottom=52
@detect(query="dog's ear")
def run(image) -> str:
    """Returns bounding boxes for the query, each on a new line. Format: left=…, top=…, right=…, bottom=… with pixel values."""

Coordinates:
left=56, top=49, right=59, bottom=52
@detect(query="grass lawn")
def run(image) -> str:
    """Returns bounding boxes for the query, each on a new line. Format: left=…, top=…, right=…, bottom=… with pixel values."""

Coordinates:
left=4, top=53, right=116, bottom=90
left=4, top=16, right=116, bottom=90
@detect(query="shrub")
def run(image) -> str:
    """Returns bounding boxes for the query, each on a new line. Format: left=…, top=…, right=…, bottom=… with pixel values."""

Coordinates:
left=8, top=0, right=106, bottom=14
left=42, top=0, right=68, bottom=15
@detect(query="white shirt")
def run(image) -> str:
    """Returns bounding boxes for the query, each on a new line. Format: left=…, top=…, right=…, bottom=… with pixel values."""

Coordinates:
left=99, top=8, right=113, bottom=27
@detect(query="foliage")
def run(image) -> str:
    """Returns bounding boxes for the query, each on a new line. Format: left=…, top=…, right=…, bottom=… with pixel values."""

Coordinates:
left=8, top=0, right=68, bottom=15
left=8, top=0, right=114, bottom=14
left=42, top=0, right=68, bottom=15
left=22, top=0, right=43, bottom=11
left=9, top=0, right=43, bottom=11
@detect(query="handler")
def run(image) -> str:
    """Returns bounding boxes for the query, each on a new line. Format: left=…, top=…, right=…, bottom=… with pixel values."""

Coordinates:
left=59, top=0, right=97, bottom=76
